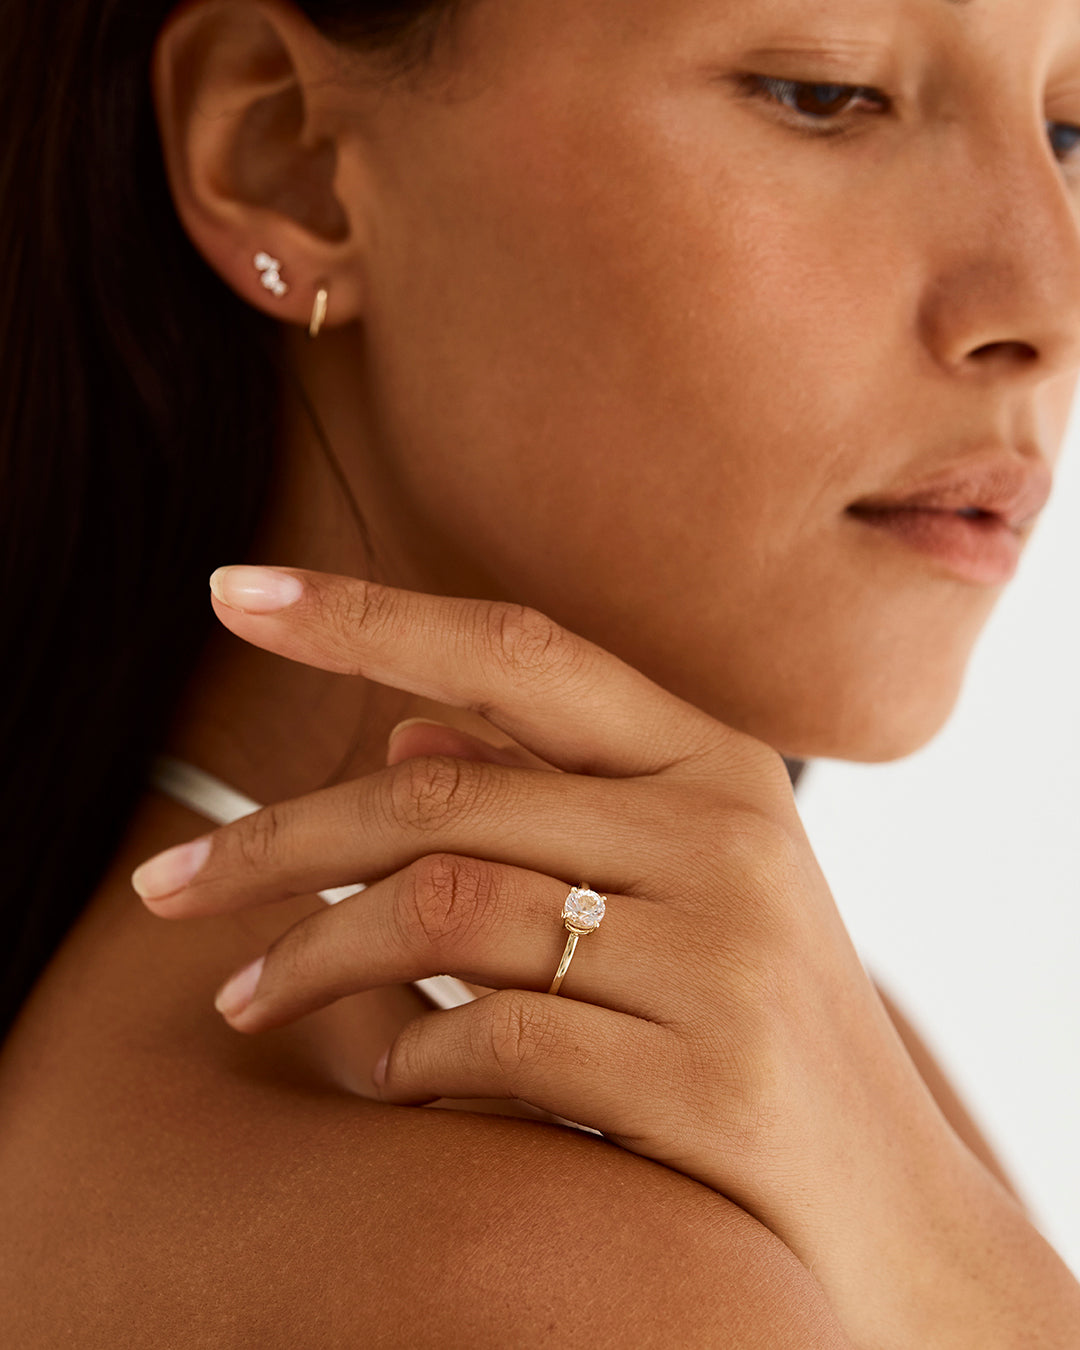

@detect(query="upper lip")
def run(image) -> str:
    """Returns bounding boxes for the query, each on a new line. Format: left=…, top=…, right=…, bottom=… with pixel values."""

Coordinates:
left=848, top=452, right=1054, bottom=533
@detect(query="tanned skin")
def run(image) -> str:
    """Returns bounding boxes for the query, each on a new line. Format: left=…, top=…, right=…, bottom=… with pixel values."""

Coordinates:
left=4, top=0, right=1078, bottom=1343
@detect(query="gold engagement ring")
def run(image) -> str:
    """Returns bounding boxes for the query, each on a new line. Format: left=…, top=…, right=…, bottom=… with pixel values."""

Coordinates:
left=547, top=885, right=607, bottom=996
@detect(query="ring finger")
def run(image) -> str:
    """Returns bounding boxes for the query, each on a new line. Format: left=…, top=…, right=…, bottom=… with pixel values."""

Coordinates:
left=215, top=854, right=678, bottom=1033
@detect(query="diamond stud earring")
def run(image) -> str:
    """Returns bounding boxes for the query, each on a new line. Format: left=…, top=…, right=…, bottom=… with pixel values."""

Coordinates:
left=253, top=251, right=288, bottom=298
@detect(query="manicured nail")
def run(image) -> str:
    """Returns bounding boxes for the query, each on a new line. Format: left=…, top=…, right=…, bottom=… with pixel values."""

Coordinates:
left=388, top=717, right=450, bottom=739
left=131, top=835, right=212, bottom=901
left=373, top=1048, right=390, bottom=1089
left=209, top=565, right=304, bottom=614
left=214, top=955, right=265, bottom=1019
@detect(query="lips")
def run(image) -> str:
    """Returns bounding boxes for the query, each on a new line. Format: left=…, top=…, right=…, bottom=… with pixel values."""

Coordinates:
left=847, top=455, right=1053, bottom=532
left=846, top=453, right=1054, bottom=585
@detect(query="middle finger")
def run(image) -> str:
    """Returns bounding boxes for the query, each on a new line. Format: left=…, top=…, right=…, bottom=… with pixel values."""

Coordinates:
left=133, top=757, right=682, bottom=917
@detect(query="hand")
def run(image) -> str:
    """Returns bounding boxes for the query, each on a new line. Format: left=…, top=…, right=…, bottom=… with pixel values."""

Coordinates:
left=132, top=565, right=978, bottom=1333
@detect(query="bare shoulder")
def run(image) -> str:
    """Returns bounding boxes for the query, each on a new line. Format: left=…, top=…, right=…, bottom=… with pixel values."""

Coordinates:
left=0, top=1041, right=849, bottom=1350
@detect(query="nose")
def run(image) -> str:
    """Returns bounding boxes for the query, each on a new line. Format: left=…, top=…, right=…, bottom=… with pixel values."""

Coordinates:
left=917, top=133, right=1080, bottom=386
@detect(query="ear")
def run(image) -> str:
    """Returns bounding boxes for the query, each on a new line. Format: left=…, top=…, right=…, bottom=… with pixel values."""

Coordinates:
left=150, top=0, right=371, bottom=331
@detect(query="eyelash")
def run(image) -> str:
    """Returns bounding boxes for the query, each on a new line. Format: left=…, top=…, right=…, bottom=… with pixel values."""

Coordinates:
left=741, top=74, right=1080, bottom=164
left=741, top=75, right=888, bottom=133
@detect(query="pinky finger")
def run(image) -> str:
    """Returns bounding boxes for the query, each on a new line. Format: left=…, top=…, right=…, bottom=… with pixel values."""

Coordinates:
left=374, top=987, right=668, bottom=1143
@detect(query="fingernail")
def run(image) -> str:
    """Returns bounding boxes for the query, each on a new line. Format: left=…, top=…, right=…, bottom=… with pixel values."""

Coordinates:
left=214, top=955, right=265, bottom=1019
left=373, top=1048, right=390, bottom=1089
left=209, top=565, right=304, bottom=614
left=131, top=835, right=212, bottom=901
left=386, top=717, right=452, bottom=751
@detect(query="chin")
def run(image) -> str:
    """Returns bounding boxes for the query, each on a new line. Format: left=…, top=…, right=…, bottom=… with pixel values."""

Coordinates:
left=688, top=663, right=970, bottom=767
left=755, top=691, right=963, bottom=766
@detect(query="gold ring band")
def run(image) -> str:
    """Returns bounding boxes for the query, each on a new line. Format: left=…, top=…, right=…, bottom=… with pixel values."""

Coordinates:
left=547, top=885, right=606, bottom=996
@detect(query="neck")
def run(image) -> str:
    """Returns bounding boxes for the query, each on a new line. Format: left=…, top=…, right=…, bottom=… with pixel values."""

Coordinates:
left=158, top=324, right=806, bottom=808
left=159, top=324, right=508, bottom=810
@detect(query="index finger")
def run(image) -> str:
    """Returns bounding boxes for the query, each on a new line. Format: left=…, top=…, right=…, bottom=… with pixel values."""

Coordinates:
left=208, top=566, right=729, bottom=778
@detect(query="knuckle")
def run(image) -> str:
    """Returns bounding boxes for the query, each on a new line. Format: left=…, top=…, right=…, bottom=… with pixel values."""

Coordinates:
left=755, top=743, right=801, bottom=800
left=387, top=1020, right=418, bottom=1082
left=402, top=853, right=492, bottom=952
left=483, top=989, right=559, bottom=1086
left=232, top=802, right=286, bottom=874
left=321, top=579, right=388, bottom=671
left=264, top=914, right=322, bottom=989
left=713, top=808, right=809, bottom=962
left=744, top=742, right=800, bottom=807
left=721, top=806, right=800, bottom=888
left=681, top=1024, right=774, bottom=1157
left=684, top=731, right=796, bottom=808
left=487, top=602, right=580, bottom=683
left=387, top=754, right=475, bottom=833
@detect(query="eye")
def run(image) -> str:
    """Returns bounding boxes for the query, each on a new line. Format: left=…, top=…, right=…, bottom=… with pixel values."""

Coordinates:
left=1047, top=120, right=1080, bottom=163
left=743, top=75, right=1080, bottom=165
left=741, top=75, right=890, bottom=128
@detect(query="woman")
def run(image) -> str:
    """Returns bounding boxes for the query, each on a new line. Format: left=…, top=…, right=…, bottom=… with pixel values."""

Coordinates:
left=2, top=0, right=1078, bottom=1343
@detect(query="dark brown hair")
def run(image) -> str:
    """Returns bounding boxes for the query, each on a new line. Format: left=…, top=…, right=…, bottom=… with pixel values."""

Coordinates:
left=0, top=0, right=460, bottom=1042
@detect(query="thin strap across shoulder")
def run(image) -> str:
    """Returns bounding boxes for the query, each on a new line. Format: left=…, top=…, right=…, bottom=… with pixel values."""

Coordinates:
left=149, top=754, right=478, bottom=1013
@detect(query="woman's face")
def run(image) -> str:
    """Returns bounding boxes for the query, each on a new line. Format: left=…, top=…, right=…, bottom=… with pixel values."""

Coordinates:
left=329, top=0, right=1080, bottom=760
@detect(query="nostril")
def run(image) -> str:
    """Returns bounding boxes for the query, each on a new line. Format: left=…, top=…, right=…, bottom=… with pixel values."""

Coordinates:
left=968, top=339, right=1039, bottom=364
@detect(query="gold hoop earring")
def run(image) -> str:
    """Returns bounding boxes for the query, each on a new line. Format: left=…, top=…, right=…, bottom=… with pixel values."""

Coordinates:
left=309, top=285, right=329, bottom=339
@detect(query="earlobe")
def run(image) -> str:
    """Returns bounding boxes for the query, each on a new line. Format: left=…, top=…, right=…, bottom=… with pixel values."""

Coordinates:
left=252, top=251, right=332, bottom=337
left=149, top=0, right=364, bottom=331
left=254, top=251, right=288, bottom=297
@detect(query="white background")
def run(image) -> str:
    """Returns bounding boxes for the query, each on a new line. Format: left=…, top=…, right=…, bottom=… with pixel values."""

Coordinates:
left=797, top=407, right=1080, bottom=1275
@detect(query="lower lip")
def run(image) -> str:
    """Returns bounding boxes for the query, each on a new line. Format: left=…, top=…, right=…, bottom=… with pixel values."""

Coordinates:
left=847, top=507, right=1021, bottom=584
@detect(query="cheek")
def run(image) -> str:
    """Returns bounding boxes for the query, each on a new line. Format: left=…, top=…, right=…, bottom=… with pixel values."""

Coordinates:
left=359, top=89, right=989, bottom=761
left=362, top=106, right=886, bottom=596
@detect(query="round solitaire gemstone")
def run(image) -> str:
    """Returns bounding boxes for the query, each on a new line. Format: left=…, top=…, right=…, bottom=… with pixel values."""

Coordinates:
left=563, top=887, right=606, bottom=931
